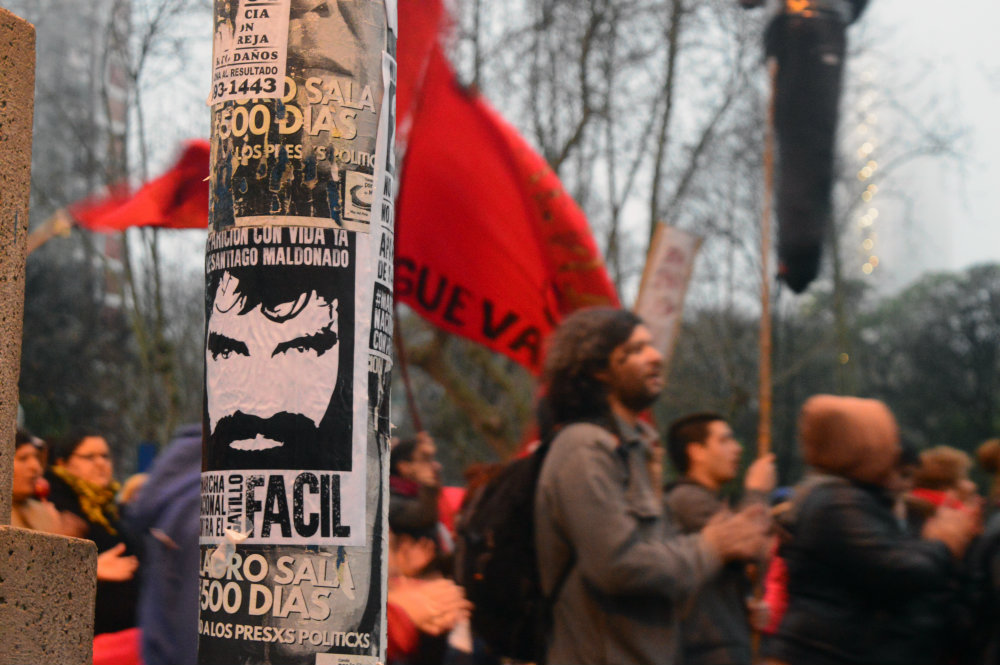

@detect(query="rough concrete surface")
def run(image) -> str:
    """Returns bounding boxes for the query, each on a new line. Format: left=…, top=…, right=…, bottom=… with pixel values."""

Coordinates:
left=0, top=8, right=35, bottom=524
left=0, top=526, right=97, bottom=665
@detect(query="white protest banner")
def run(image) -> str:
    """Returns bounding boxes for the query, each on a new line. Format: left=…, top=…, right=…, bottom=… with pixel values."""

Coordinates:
left=634, top=223, right=702, bottom=374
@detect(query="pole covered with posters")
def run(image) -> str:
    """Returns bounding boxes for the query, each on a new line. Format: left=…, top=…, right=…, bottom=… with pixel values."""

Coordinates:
left=199, top=2, right=397, bottom=664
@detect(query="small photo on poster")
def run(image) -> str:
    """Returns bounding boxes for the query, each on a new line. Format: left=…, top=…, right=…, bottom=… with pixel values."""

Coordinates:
left=204, top=227, right=356, bottom=473
left=343, top=172, right=374, bottom=222
left=208, top=0, right=388, bottom=234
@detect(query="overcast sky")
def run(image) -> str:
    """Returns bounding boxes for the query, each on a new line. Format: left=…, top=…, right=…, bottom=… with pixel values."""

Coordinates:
left=144, top=0, right=1000, bottom=289
left=862, top=0, right=1000, bottom=282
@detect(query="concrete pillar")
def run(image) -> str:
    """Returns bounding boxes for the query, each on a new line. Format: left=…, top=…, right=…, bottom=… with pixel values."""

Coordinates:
left=0, top=9, right=97, bottom=665
left=0, top=6, right=34, bottom=523
left=0, top=528, right=98, bottom=664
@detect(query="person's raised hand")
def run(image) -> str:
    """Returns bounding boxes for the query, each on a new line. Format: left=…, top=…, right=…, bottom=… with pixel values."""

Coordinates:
left=744, top=453, right=777, bottom=494
left=96, top=543, right=139, bottom=582
left=701, top=504, right=770, bottom=562
left=747, top=597, right=771, bottom=632
left=922, top=505, right=978, bottom=559
left=388, top=578, right=473, bottom=636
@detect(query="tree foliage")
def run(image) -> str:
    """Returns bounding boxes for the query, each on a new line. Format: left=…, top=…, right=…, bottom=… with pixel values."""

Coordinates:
left=858, top=265, right=1000, bottom=450
left=388, top=1, right=984, bottom=485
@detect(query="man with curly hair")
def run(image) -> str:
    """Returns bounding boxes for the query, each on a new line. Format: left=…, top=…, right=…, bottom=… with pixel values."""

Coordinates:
left=534, top=307, right=770, bottom=665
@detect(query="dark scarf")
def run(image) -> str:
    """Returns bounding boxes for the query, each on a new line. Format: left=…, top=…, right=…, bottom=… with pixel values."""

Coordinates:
left=50, top=465, right=121, bottom=535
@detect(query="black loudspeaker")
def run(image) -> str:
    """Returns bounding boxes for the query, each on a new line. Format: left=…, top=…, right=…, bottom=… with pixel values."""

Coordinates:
left=770, top=13, right=847, bottom=293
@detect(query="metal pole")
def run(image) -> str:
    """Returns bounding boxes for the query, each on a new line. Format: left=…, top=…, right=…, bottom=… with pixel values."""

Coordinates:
left=200, top=2, right=397, bottom=663
left=758, top=57, right=777, bottom=458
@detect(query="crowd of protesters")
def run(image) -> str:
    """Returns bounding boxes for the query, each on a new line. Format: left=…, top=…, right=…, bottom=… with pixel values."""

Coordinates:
left=380, top=308, right=1000, bottom=665
left=11, top=307, right=1000, bottom=665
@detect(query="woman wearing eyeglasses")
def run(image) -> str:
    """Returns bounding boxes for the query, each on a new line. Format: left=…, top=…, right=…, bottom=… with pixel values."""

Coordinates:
left=47, top=430, right=141, bottom=636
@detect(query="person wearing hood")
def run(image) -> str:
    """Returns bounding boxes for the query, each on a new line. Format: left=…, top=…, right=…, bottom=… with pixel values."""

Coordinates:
left=127, top=423, right=202, bottom=665
left=762, top=395, right=978, bottom=665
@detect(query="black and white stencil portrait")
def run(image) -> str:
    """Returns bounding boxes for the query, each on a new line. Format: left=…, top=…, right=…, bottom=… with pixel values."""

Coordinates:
left=203, top=230, right=356, bottom=473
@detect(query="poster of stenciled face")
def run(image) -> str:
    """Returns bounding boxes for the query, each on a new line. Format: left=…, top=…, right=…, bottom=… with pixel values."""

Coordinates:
left=209, top=0, right=388, bottom=233
left=199, top=227, right=381, bottom=665
left=201, top=2, right=395, bottom=664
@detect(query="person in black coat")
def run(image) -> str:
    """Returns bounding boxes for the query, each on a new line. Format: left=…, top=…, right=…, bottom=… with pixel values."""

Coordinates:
left=762, top=396, right=978, bottom=665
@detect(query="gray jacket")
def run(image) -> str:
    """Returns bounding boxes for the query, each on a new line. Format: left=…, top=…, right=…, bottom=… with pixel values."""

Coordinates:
left=665, top=481, right=765, bottom=665
left=535, top=420, right=721, bottom=665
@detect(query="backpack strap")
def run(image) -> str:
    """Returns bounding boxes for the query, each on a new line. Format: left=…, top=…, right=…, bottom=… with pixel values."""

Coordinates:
left=537, top=551, right=576, bottom=665
left=547, top=550, right=576, bottom=606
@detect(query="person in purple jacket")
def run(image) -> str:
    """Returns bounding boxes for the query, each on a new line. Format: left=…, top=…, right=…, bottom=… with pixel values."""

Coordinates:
left=129, top=423, right=202, bottom=665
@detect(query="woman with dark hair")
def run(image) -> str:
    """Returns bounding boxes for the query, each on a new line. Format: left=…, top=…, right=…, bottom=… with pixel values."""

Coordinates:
left=46, top=431, right=140, bottom=635
left=11, top=428, right=61, bottom=532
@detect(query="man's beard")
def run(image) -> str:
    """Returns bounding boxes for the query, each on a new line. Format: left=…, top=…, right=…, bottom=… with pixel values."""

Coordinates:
left=617, top=385, right=661, bottom=414
left=207, top=409, right=351, bottom=472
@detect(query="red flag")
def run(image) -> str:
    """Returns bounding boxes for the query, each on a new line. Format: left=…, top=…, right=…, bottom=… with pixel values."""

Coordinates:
left=69, top=140, right=210, bottom=231
left=396, top=0, right=446, bottom=135
left=395, top=47, right=618, bottom=373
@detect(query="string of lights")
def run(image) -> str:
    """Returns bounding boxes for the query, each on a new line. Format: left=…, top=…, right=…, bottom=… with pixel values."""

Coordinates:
left=855, top=69, right=880, bottom=276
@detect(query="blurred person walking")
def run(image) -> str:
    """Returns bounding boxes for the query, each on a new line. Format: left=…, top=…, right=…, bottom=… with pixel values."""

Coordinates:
left=534, top=308, right=770, bottom=665
left=958, top=439, right=1000, bottom=665
left=762, top=395, right=978, bottom=665
left=128, top=423, right=201, bottom=665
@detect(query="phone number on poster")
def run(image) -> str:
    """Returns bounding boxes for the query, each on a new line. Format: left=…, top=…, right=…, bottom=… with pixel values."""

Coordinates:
left=211, top=77, right=278, bottom=104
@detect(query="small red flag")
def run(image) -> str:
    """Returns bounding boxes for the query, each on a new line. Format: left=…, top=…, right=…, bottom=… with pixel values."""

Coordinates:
left=395, top=47, right=619, bottom=374
left=69, top=140, right=210, bottom=231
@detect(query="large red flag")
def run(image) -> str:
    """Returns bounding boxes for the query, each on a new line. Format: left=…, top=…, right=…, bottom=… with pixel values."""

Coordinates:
left=68, top=140, right=210, bottom=231
left=395, top=47, right=619, bottom=374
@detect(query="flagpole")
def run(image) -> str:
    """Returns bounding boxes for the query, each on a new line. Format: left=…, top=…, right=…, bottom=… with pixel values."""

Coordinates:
left=758, top=57, right=778, bottom=458
left=393, top=305, right=424, bottom=432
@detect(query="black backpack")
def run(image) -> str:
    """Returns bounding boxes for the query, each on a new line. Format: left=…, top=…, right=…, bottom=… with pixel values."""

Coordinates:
left=454, top=440, right=563, bottom=662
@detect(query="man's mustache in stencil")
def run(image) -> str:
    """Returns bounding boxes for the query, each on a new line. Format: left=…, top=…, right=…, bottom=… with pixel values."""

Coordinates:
left=213, top=411, right=324, bottom=449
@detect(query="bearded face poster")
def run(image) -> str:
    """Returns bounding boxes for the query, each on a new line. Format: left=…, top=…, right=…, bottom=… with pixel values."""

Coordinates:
left=201, top=2, right=396, bottom=663
left=201, top=226, right=364, bottom=549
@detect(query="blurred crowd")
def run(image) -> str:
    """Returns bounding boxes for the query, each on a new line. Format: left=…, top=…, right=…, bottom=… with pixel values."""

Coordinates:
left=10, top=313, right=1000, bottom=665
left=13, top=414, right=1000, bottom=665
